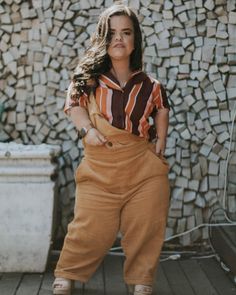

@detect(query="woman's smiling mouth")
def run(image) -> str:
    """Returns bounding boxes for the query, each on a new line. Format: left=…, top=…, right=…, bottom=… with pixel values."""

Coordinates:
left=114, top=43, right=125, bottom=48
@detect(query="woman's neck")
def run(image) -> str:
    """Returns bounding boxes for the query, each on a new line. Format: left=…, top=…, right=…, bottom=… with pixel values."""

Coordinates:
left=110, top=60, right=132, bottom=88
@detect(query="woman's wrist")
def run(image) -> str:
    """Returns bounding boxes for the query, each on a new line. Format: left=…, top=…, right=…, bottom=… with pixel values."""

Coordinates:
left=156, top=135, right=166, bottom=141
left=78, top=122, right=94, bottom=138
left=86, top=127, right=96, bottom=136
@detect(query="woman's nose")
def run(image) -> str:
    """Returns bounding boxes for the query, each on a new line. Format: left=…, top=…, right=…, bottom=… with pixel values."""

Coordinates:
left=115, top=33, right=122, bottom=41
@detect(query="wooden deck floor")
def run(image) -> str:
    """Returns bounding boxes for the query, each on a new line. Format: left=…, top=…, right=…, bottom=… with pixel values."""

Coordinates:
left=0, top=255, right=235, bottom=295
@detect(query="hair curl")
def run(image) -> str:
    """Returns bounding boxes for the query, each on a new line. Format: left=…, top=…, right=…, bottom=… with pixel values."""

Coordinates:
left=71, top=3, right=143, bottom=98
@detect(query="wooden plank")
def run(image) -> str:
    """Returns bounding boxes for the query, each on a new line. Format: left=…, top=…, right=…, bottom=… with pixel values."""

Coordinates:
left=211, top=226, right=236, bottom=275
left=155, top=263, right=174, bottom=295
left=161, top=261, right=195, bottom=295
left=15, top=274, right=43, bottom=295
left=179, top=259, right=218, bottom=295
left=0, top=273, right=22, bottom=295
left=37, top=259, right=56, bottom=295
left=199, top=258, right=236, bottom=295
left=38, top=271, right=54, bottom=295
left=103, top=255, right=128, bottom=295
left=73, top=280, right=84, bottom=295
left=1, top=257, right=236, bottom=295
left=82, top=264, right=104, bottom=295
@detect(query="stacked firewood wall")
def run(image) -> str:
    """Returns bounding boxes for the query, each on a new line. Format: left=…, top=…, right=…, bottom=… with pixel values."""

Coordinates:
left=0, top=0, right=236, bottom=245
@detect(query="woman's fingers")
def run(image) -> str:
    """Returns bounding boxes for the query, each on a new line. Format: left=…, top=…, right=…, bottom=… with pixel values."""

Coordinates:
left=84, top=128, right=107, bottom=146
left=97, top=133, right=107, bottom=144
left=155, top=138, right=166, bottom=155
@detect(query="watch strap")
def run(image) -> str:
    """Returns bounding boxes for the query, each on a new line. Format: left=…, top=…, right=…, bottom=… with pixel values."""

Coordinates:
left=78, top=123, right=94, bottom=138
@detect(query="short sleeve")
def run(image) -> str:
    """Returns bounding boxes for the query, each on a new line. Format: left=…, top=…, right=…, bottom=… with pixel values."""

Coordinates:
left=64, top=82, right=88, bottom=115
left=152, top=82, right=170, bottom=110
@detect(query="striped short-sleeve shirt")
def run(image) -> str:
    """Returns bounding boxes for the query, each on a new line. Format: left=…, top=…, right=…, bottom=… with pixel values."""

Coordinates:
left=64, top=71, right=170, bottom=140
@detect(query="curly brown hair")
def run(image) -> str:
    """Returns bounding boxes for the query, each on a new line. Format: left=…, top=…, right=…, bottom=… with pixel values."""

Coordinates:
left=71, top=3, right=143, bottom=98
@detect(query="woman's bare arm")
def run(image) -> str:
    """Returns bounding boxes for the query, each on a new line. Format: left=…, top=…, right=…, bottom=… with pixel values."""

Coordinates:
left=155, top=108, right=169, bottom=155
left=70, top=106, right=107, bottom=145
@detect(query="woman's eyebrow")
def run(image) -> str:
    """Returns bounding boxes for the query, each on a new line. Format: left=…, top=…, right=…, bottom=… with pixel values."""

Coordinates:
left=110, top=28, right=133, bottom=31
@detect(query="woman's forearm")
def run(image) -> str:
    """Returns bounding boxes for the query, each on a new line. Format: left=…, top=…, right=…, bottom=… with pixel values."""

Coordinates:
left=70, top=106, right=92, bottom=131
left=155, top=109, right=169, bottom=140
left=155, top=109, right=169, bottom=154
left=69, top=106, right=107, bottom=145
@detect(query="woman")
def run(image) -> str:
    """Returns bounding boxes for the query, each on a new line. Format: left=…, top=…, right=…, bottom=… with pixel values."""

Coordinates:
left=53, top=3, right=170, bottom=295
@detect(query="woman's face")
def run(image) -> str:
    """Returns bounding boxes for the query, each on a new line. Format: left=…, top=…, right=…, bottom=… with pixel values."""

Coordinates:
left=107, top=15, right=135, bottom=62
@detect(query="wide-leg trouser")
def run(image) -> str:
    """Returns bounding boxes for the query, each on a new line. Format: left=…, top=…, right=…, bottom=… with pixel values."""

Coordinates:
left=55, top=93, right=170, bottom=285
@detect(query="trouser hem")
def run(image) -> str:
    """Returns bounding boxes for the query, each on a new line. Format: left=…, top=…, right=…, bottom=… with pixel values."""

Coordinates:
left=54, top=270, right=89, bottom=283
left=124, top=277, right=153, bottom=286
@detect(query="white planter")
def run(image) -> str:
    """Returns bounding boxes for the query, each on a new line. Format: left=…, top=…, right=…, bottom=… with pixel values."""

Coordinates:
left=0, top=142, right=61, bottom=272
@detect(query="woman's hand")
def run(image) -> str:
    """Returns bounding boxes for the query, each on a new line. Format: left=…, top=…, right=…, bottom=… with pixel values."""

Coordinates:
left=155, top=137, right=166, bottom=156
left=84, top=128, right=107, bottom=146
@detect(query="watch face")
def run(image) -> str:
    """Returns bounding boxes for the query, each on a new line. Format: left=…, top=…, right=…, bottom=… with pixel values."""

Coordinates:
left=80, top=127, right=87, bottom=138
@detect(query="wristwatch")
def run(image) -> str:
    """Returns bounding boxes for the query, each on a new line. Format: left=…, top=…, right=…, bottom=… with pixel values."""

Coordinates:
left=78, top=123, right=94, bottom=138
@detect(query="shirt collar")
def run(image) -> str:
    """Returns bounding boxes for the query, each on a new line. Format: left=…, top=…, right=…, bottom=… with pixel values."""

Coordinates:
left=99, top=70, right=148, bottom=90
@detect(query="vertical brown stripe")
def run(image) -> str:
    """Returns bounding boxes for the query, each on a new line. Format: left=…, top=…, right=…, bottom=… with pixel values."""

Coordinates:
left=129, top=77, right=153, bottom=135
left=111, top=89, right=125, bottom=129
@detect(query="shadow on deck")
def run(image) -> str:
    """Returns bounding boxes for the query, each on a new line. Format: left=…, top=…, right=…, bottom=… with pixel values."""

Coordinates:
left=0, top=255, right=235, bottom=295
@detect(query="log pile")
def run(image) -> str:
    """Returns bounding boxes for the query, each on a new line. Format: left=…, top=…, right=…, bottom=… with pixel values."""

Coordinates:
left=0, top=0, right=236, bottom=245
